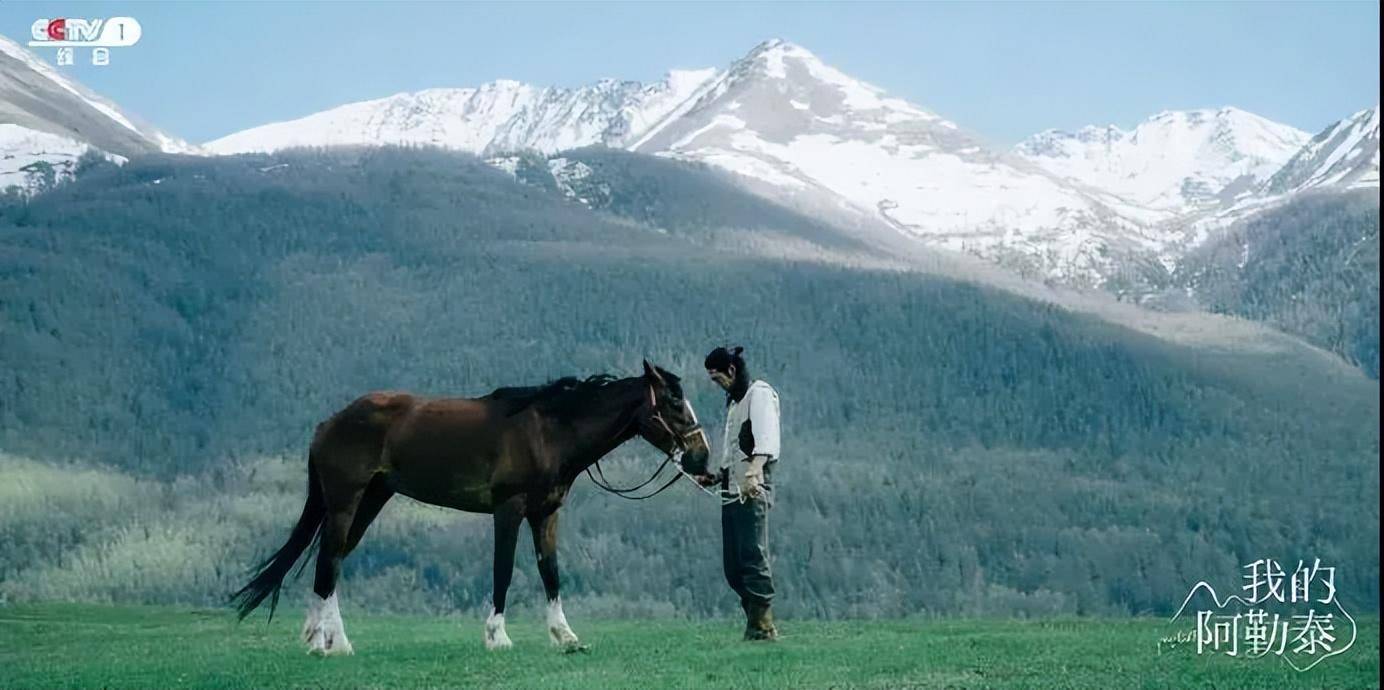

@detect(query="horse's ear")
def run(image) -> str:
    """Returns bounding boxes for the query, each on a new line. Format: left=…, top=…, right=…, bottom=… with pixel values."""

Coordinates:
left=655, top=365, right=681, bottom=384
left=643, top=359, right=665, bottom=385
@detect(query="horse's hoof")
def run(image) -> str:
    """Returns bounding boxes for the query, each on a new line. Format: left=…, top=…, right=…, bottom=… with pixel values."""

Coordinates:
left=561, top=642, right=591, bottom=654
left=302, top=593, right=353, bottom=656
left=484, top=628, right=514, bottom=650
left=484, top=610, right=513, bottom=650
left=548, top=625, right=581, bottom=648
left=305, top=625, right=354, bottom=656
left=308, top=639, right=355, bottom=656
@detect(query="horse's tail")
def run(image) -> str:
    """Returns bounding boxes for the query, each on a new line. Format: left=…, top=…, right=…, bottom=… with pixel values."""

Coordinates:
left=231, top=458, right=326, bottom=622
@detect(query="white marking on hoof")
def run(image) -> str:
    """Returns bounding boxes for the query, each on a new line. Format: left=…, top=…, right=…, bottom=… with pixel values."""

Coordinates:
left=484, top=608, right=513, bottom=650
left=546, top=597, right=580, bottom=648
left=303, top=592, right=354, bottom=656
left=300, top=595, right=322, bottom=644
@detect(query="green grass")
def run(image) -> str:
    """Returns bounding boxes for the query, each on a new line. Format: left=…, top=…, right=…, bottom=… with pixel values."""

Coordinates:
left=0, top=604, right=1377, bottom=689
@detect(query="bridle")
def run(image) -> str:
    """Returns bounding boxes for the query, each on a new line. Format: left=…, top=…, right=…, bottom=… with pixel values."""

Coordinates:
left=586, top=382, right=726, bottom=502
left=646, top=383, right=709, bottom=464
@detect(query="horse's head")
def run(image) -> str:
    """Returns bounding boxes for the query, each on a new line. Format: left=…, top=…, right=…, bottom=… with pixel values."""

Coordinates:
left=637, top=360, right=712, bottom=476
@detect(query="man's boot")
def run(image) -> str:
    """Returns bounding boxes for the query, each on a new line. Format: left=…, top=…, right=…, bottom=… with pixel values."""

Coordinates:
left=743, top=602, right=778, bottom=641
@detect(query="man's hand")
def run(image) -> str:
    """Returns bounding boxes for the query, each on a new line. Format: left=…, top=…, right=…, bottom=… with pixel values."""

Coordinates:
left=743, top=455, right=768, bottom=498
left=743, top=472, right=763, bottom=498
left=694, top=473, right=719, bottom=488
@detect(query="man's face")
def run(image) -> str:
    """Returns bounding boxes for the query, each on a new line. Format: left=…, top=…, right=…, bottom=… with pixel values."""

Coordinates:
left=707, top=366, right=735, bottom=391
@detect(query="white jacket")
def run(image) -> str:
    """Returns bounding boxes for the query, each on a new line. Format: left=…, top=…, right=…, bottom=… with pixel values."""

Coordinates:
left=720, top=380, right=781, bottom=497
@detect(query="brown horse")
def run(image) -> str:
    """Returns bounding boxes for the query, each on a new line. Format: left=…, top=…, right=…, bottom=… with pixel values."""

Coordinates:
left=232, top=361, right=711, bottom=654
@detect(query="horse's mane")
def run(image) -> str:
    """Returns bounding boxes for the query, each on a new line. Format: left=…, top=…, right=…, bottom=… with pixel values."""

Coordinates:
left=483, top=374, right=626, bottom=418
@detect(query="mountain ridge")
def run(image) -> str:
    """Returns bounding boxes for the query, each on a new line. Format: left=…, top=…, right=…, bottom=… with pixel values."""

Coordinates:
left=1015, top=107, right=1310, bottom=216
left=195, top=38, right=1373, bottom=288
left=1, top=33, right=1376, bottom=292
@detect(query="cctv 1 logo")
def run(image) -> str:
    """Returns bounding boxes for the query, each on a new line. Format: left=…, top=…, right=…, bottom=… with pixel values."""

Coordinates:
left=29, top=17, right=142, bottom=47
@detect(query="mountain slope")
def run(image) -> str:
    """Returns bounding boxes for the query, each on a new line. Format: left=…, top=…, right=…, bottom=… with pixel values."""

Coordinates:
left=0, top=124, right=123, bottom=195
left=0, top=34, right=195, bottom=193
left=1177, top=189, right=1379, bottom=377
left=204, top=70, right=719, bottom=156
left=489, top=146, right=906, bottom=261
left=1264, top=105, right=1380, bottom=194
left=485, top=148, right=1363, bottom=374
left=0, top=35, right=192, bottom=156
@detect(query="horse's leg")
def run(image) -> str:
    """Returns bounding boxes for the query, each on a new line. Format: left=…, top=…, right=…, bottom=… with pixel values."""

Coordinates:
left=529, top=509, right=580, bottom=648
left=485, top=495, right=524, bottom=650
left=303, top=468, right=371, bottom=656
left=343, top=475, right=394, bottom=556
left=299, top=475, right=392, bottom=655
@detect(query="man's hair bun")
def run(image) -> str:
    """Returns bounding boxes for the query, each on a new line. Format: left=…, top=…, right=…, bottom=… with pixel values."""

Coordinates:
left=704, top=345, right=747, bottom=374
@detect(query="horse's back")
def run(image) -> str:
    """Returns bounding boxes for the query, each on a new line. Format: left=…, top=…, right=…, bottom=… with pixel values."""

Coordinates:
left=322, top=390, right=507, bottom=440
left=334, top=390, right=419, bottom=431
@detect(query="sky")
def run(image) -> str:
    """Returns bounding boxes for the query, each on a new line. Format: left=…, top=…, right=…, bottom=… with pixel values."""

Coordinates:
left=1, top=1, right=1378, bottom=148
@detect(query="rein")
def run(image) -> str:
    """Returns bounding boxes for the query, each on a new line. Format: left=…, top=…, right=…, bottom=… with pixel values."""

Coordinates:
left=585, top=458, right=682, bottom=500
left=585, top=382, right=733, bottom=503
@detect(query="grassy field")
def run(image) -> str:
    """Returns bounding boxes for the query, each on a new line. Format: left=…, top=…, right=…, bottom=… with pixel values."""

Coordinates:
left=0, top=604, right=1377, bottom=689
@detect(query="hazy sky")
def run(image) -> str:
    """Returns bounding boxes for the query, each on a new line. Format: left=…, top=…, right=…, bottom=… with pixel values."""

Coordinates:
left=2, top=1, right=1378, bottom=147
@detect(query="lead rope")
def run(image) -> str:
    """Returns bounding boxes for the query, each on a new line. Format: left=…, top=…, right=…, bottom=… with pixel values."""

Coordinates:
left=654, top=403, right=745, bottom=507
left=664, top=447, right=745, bottom=506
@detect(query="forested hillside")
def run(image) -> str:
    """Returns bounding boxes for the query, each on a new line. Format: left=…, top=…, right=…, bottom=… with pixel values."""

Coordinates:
left=0, top=147, right=1377, bottom=619
left=1178, top=190, right=1380, bottom=377
left=505, top=147, right=869, bottom=254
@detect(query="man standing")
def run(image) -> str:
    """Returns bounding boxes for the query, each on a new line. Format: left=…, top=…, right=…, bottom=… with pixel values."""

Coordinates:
left=699, top=345, right=781, bottom=641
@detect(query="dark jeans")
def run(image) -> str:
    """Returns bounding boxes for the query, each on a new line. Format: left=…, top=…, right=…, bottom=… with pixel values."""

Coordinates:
left=721, top=475, right=775, bottom=608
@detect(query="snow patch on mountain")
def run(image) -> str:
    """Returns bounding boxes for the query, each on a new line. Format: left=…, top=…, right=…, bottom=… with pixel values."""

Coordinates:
left=0, top=124, right=125, bottom=194
left=546, top=157, right=605, bottom=203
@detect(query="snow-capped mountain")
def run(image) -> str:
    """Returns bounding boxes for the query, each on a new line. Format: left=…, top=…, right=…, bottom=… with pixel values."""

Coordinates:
left=207, top=38, right=1356, bottom=287
left=1015, top=108, right=1309, bottom=217
left=1, top=34, right=194, bottom=193
left=1184, top=105, right=1379, bottom=237
left=1263, top=105, right=1379, bottom=195
left=205, top=69, right=719, bottom=156
left=11, top=30, right=1359, bottom=289
left=625, top=39, right=1174, bottom=284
